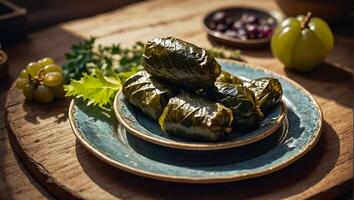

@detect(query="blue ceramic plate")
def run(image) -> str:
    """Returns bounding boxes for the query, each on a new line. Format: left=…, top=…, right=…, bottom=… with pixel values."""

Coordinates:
left=69, top=60, right=322, bottom=183
left=114, top=85, right=287, bottom=151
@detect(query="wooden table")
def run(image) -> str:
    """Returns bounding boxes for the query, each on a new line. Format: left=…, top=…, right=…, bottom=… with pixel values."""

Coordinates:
left=1, top=0, right=353, bottom=199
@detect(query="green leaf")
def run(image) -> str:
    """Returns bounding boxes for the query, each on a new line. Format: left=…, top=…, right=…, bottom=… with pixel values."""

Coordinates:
left=64, top=70, right=122, bottom=108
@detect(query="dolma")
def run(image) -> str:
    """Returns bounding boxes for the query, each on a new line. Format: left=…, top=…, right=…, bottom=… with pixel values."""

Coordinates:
left=159, top=93, right=233, bottom=142
left=122, top=71, right=177, bottom=120
left=216, top=71, right=243, bottom=85
left=143, top=37, right=221, bottom=90
left=245, top=78, right=282, bottom=112
left=206, top=82, right=263, bottom=128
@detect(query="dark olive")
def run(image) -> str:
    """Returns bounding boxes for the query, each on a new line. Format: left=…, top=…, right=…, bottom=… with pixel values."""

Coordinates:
left=215, top=24, right=229, bottom=32
left=266, top=17, right=275, bottom=26
left=225, top=30, right=238, bottom=38
left=212, top=12, right=227, bottom=24
left=209, top=22, right=217, bottom=30
left=245, top=24, right=258, bottom=39
left=225, top=17, right=233, bottom=25
left=259, top=25, right=273, bottom=37
left=232, top=21, right=243, bottom=30
left=237, top=29, right=247, bottom=40
left=210, top=11, right=275, bottom=40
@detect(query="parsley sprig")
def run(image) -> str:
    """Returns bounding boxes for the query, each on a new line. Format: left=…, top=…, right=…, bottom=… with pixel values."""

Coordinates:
left=63, top=37, right=144, bottom=82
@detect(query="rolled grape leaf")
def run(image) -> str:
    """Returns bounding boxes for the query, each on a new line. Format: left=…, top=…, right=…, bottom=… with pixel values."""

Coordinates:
left=245, top=78, right=283, bottom=112
left=216, top=71, right=243, bottom=85
left=205, top=82, right=263, bottom=128
left=122, top=71, right=177, bottom=120
left=159, top=93, right=233, bottom=142
left=143, top=37, right=222, bottom=90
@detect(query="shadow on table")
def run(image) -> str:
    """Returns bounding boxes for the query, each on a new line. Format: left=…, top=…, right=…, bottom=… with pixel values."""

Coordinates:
left=285, top=62, right=353, bottom=108
left=22, top=98, right=69, bottom=125
left=76, top=119, right=340, bottom=199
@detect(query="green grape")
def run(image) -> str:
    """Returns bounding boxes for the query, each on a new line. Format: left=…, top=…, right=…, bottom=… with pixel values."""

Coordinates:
left=33, top=84, right=54, bottom=103
left=38, top=57, right=54, bottom=67
left=20, top=69, right=29, bottom=79
left=271, top=13, right=333, bottom=71
left=43, top=72, right=63, bottom=87
left=23, top=83, right=34, bottom=100
left=51, top=85, right=65, bottom=98
left=26, top=62, right=42, bottom=77
left=43, top=64, right=63, bottom=74
left=16, top=78, right=29, bottom=89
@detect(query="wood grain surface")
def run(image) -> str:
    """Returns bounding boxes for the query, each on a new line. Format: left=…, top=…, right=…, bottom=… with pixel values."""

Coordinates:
left=0, top=84, right=54, bottom=200
left=2, top=0, right=353, bottom=199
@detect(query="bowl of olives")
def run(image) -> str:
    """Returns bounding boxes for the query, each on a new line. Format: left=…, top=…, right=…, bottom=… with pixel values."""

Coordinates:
left=203, top=7, right=282, bottom=47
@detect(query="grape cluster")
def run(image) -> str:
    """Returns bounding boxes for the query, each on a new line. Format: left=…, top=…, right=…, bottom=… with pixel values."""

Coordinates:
left=209, top=12, right=275, bottom=40
left=16, top=57, right=65, bottom=103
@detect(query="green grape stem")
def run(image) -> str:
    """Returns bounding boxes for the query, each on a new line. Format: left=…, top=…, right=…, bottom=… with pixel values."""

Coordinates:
left=301, top=12, right=312, bottom=29
left=34, top=68, right=46, bottom=82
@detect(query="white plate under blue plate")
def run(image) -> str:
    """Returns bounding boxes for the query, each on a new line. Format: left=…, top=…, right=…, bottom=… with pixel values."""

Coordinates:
left=69, top=60, right=322, bottom=183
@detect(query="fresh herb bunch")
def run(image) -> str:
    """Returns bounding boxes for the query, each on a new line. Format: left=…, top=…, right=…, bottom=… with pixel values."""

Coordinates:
left=63, top=37, right=144, bottom=82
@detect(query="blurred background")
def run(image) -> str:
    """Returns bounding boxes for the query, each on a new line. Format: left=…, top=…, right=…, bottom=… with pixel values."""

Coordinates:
left=7, top=0, right=354, bottom=28
left=1, top=0, right=143, bottom=44
left=1, top=0, right=352, bottom=45
left=4, top=0, right=141, bottom=29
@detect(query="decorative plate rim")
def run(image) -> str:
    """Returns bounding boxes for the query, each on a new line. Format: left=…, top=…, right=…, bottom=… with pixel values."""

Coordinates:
left=69, top=59, right=323, bottom=183
left=114, top=91, right=287, bottom=151
left=70, top=103, right=290, bottom=183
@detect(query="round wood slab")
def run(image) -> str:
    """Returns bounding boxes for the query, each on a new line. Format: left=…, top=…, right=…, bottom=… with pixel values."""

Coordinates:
left=5, top=80, right=352, bottom=200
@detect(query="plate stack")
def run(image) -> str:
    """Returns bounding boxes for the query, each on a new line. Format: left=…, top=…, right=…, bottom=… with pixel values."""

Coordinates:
left=70, top=60, right=322, bottom=183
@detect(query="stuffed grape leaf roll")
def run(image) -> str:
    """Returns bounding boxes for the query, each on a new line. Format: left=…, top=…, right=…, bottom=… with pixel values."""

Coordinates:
left=205, top=82, right=263, bottom=128
left=159, top=93, right=233, bottom=142
left=122, top=71, right=177, bottom=120
left=245, top=78, right=282, bottom=112
left=143, top=37, right=222, bottom=90
left=216, top=71, right=243, bottom=85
